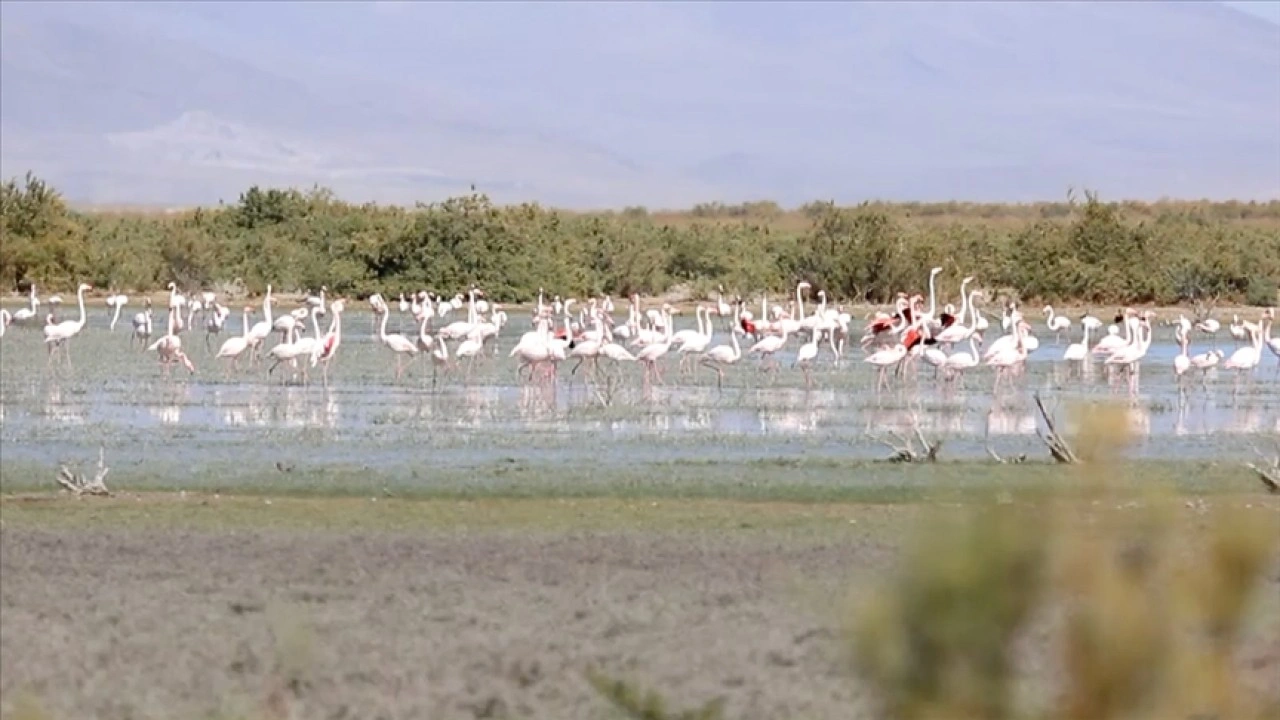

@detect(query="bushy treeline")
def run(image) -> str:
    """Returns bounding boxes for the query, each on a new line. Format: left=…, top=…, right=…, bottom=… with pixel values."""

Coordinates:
left=2, top=172, right=1277, bottom=305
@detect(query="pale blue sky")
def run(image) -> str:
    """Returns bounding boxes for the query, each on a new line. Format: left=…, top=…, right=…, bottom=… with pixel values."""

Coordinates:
left=1224, top=1, right=1280, bottom=24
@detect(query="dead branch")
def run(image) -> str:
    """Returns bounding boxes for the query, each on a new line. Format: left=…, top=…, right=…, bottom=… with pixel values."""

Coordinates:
left=1244, top=445, right=1279, bottom=494
left=55, top=446, right=112, bottom=497
left=984, top=411, right=1027, bottom=464
left=1032, top=393, right=1079, bottom=464
left=871, top=420, right=942, bottom=463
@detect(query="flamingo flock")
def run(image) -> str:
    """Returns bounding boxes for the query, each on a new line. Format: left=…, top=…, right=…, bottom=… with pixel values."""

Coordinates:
left=1, top=276, right=1277, bottom=399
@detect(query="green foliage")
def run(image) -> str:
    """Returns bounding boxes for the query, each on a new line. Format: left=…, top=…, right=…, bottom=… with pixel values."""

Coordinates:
left=852, top=505, right=1047, bottom=720
left=851, top=402, right=1280, bottom=720
left=3, top=173, right=1278, bottom=305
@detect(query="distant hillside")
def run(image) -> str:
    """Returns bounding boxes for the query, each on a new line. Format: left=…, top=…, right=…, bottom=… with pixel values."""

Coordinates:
left=2, top=2, right=1277, bottom=208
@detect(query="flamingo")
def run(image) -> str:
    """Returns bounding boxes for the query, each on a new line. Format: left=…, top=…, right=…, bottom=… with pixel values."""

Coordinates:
left=131, top=298, right=154, bottom=348
left=1043, top=305, right=1071, bottom=343
left=1221, top=316, right=1265, bottom=390
left=204, top=303, right=230, bottom=351
left=454, top=335, right=485, bottom=381
left=245, top=286, right=276, bottom=361
left=315, top=299, right=345, bottom=385
left=510, top=318, right=554, bottom=383
left=1264, top=309, right=1280, bottom=373
left=635, top=308, right=675, bottom=390
left=215, top=306, right=255, bottom=373
left=569, top=318, right=607, bottom=379
left=985, top=320, right=1028, bottom=394
left=1104, top=311, right=1154, bottom=395
left=793, top=322, right=820, bottom=388
left=1172, top=325, right=1191, bottom=389
left=676, top=306, right=714, bottom=376
left=266, top=324, right=308, bottom=382
left=865, top=343, right=909, bottom=393
left=943, top=333, right=982, bottom=387
left=11, top=284, right=39, bottom=325
left=1189, top=347, right=1225, bottom=387
left=279, top=307, right=325, bottom=382
left=306, top=286, right=328, bottom=317
left=377, top=307, right=419, bottom=379
left=1228, top=314, right=1248, bottom=346
left=105, top=292, right=128, bottom=331
left=1196, top=317, right=1221, bottom=349
left=426, top=333, right=450, bottom=387
left=1063, top=321, right=1091, bottom=364
left=715, top=285, right=734, bottom=331
left=747, top=323, right=790, bottom=371
left=42, top=283, right=91, bottom=367
left=147, top=305, right=196, bottom=376
left=699, top=328, right=743, bottom=390
left=0, top=309, right=9, bottom=338
left=932, top=278, right=975, bottom=348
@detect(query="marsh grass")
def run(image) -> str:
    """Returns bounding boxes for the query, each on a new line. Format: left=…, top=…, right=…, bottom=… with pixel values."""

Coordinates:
left=849, top=400, right=1280, bottom=720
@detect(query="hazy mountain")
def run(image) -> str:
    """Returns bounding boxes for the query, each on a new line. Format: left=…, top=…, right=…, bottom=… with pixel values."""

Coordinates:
left=1, top=2, right=1277, bottom=209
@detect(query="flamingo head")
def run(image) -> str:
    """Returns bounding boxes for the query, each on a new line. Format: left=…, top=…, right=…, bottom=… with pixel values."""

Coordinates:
left=973, top=332, right=984, bottom=344
left=930, top=266, right=943, bottom=277
left=1042, top=305, right=1053, bottom=315
left=962, top=276, right=974, bottom=286
left=79, top=283, right=92, bottom=292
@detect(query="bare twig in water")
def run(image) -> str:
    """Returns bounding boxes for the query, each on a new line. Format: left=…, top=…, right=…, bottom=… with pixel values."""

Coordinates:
left=1033, top=393, right=1079, bottom=464
left=984, top=411, right=1027, bottom=464
left=1244, top=444, right=1279, bottom=494
left=55, top=446, right=112, bottom=497
left=871, top=418, right=942, bottom=463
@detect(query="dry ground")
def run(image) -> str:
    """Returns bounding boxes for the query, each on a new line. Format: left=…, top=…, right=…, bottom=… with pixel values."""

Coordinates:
left=0, top=496, right=899, bottom=720
left=2, top=494, right=1277, bottom=720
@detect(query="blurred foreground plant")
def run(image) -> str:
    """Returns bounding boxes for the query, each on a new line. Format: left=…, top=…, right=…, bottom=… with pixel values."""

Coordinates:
left=852, top=400, right=1280, bottom=720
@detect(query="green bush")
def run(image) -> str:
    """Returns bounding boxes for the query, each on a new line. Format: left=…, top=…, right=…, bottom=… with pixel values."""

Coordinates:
left=3, top=171, right=1278, bottom=305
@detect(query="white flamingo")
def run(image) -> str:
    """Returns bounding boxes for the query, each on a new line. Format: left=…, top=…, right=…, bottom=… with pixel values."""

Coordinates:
left=699, top=328, right=743, bottom=389
left=215, top=306, right=255, bottom=372
left=315, top=299, right=345, bottom=385
left=42, top=283, right=91, bottom=367
left=943, top=333, right=982, bottom=387
left=1173, top=325, right=1191, bottom=389
left=11, top=284, right=39, bottom=325
left=865, top=343, right=908, bottom=393
left=1222, top=316, right=1265, bottom=390
left=106, top=292, right=128, bottom=331
left=147, top=305, right=195, bottom=376
left=1043, top=305, right=1071, bottom=343
left=131, top=298, right=154, bottom=348
left=985, top=321, right=1028, bottom=394
left=793, top=322, right=821, bottom=388
left=1259, top=308, right=1279, bottom=374
left=635, top=308, right=675, bottom=389
left=676, top=305, right=713, bottom=375
left=747, top=323, right=790, bottom=371
left=245, top=286, right=276, bottom=361
left=377, top=306, right=419, bottom=378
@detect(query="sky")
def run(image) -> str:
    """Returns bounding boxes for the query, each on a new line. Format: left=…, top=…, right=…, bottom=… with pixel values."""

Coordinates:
left=1224, top=1, right=1280, bottom=24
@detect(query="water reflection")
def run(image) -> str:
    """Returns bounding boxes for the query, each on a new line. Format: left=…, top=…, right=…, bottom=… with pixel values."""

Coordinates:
left=42, top=384, right=88, bottom=425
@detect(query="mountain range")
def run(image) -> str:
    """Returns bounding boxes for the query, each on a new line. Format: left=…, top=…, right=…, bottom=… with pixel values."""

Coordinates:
left=2, top=1, right=1277, bottom=209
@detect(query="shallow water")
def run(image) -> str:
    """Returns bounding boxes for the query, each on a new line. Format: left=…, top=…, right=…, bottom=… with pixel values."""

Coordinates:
left=1, top=307, right=1277, bottom=491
